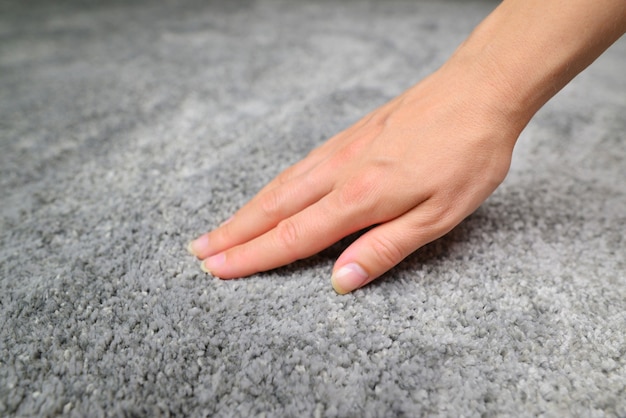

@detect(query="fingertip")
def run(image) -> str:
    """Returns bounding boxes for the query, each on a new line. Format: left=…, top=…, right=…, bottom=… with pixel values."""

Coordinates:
left=200, top=260, right=212, bottom=274
left=188, top=234, right=210, bottom=259
left=200, top=259, right=225, bottom=279
left=331, top=277, right=350, bottom=295
left=187, top=241, right=197, bottom=256
left=200, top=252, right=226, bottom=278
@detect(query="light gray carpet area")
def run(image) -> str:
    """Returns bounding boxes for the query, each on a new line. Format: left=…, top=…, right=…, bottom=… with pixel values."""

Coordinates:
left=1, top=0, right=625, bottom=416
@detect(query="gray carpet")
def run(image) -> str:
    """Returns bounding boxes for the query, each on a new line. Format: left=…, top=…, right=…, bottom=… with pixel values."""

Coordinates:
left=1, top=0, right=625, bottom=416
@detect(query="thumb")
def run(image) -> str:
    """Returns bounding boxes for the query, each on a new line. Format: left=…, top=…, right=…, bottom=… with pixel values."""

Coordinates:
left=330, top=208, right=454, bottom=294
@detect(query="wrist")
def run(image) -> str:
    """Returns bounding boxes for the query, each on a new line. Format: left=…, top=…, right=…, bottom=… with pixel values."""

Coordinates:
left=440, top=46, right=535, bottom=137
left=445, top=0, right=626, bottom=134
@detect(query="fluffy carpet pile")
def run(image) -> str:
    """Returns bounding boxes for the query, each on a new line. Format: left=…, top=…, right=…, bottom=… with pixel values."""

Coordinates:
left=1, top=0, right=624, bottom=416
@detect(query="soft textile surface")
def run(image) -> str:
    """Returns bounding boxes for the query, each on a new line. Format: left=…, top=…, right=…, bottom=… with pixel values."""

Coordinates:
left=1, top=0, right=624, bottom=416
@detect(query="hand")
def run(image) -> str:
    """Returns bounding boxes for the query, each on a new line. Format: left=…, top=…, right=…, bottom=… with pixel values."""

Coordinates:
left=188, top=61, right=523, bottom=294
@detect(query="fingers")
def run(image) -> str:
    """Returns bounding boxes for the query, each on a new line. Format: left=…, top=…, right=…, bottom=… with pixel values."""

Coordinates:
left=330, top=199, right=461, bottom=294
left=188, top=123, right=367, bottom=260
left=199, top=164, right=438, bottom=279
left=200, top=187, right=391, bottom=279
left=189, top=166, right=334, bottom=259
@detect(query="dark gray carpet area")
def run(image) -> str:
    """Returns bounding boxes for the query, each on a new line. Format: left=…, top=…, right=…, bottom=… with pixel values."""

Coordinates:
left=1, top=0, right=625, bottom=416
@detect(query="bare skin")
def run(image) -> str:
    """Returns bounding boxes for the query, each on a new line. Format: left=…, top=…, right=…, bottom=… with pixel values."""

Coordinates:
left=189, top=0, right=626, bottom=294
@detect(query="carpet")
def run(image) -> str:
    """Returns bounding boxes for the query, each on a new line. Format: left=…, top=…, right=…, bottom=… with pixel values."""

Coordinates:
left=1, top=0, right=625, bottom=416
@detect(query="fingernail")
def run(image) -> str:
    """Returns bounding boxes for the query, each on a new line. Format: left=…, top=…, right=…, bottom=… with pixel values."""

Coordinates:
left=201, top=253, right=226, bottom=277
left=187, top=241, right=197, bottom=256
left=200, top=260, right=212, bottom=274
left=331, top=263, right=369, bottom=294
left=188, top=236, right=209, bottom=257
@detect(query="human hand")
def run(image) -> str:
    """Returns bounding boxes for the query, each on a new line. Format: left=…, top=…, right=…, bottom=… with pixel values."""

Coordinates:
left=188, top=62, right=526, bottom=294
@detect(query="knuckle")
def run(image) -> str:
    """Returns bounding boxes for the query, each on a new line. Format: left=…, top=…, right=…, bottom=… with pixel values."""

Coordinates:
left=363, top=110, right=390, bottom=131
left=326, top=140, right=365, bottom=171
left=338, top=178, right=371, bottom=208
left=337, top=168, right=384, bottom=210
left=275, top=169, right=294, bottom=186
left=438, top=211, right=459, bottom=234
left=420, top=199, right=460, bottom=237
left=274, top=219, right=301, bottom=256
left=306, top=145, right=325, bottom=160
left=370, top=234, right=406, bottom=267
left=258, top=189, right=283, bottom=219
left=215, top=223, right=233, bottom=244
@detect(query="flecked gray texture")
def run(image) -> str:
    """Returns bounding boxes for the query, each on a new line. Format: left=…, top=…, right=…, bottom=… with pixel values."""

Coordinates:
left=1, top=0, right=625, bottom=416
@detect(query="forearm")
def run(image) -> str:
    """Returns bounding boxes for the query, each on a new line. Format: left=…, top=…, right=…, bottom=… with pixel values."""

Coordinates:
left=448, top=0, right=626, bottom=130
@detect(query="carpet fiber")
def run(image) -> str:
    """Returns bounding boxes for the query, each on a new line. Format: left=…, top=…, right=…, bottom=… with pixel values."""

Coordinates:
left=1, top=0, right=625, bottom=416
